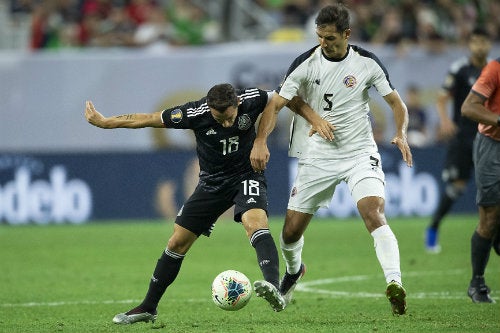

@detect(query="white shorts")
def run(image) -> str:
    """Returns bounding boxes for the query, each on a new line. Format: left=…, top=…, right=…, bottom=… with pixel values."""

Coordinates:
left=288, top=152, right=386, bottom=214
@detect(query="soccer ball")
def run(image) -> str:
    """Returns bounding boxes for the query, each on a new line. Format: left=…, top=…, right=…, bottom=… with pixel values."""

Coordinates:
left=211, top=270, right=252, bottom=311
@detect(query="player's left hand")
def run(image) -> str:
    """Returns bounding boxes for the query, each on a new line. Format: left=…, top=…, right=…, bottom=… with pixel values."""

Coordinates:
left=391, top=135, right=413, bottom=167
left=309, top=119, right=336, bottom=141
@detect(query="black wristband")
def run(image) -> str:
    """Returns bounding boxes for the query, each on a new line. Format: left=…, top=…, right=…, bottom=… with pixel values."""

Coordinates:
left=497, top=115, right=500, bottom=126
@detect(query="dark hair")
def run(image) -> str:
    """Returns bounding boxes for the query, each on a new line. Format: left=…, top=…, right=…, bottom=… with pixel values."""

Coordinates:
left=470, top=26, right=490, bottom=39
left=206, top=83, right=238, bottom=113
left=315, top=3, right=350, bottom=32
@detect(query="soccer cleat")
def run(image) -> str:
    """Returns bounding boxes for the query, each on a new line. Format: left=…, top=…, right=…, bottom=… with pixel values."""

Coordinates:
left=279, top=263, right=306, bottom=305
left=253, top=280, right=286, bottom=312
left=468, top=277, right=495, bottom=303
left=425, top=227, right=441, bottom=253
left=112, top=306, right=157, bottom=324
left=386, top=281, right=407, bottom=315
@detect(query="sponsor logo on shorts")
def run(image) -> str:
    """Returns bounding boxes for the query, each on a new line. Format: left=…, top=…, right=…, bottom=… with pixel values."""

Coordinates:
left=246, top=198, right=257, bottom=204
left=291, top=186, right=297, bottom=197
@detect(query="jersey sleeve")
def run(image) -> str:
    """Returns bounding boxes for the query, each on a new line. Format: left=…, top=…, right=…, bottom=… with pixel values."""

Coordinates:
left=471, top=60, right=500, bottom=100
left=279, top=64, right=306, bottom=101
left=371, top=59, right=394, bottom=97
left=160, top=99, right=205, bottom=129
left=278, top=47, right=317, bottom=101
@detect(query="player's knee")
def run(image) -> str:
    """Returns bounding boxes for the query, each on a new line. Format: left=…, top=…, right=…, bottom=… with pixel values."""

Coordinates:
left=166, top=233, right=196, bottom=255
left=281, top=225, right=303, bottom=243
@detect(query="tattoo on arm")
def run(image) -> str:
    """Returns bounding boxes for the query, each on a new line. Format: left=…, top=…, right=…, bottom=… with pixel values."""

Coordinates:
left=115, top=114, right=134, bottom=120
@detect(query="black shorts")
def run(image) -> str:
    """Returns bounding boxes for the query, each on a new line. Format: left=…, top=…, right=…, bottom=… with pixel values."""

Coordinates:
left=442, top=135, right=474, bottom=182
left=473, top=133, right=500, bottom=206
left=175, top=172, right=268, bottom=237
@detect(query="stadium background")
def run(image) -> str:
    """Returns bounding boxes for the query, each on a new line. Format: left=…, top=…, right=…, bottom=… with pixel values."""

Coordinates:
left=1, top=0, right=500, bottom=224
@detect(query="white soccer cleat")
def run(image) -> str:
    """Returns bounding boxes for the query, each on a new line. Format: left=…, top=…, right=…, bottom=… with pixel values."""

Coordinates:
left=253, top=280, right=286, bottom=312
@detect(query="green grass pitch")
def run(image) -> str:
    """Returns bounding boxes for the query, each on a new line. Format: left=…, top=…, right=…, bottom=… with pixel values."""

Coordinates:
left=0, top=215, right=498, bottom=333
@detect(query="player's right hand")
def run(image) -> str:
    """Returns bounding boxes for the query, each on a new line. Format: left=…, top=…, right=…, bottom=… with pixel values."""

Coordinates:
left=85, top=101, right=107, bottom=128
left=250, top=138, right=270, bottom=172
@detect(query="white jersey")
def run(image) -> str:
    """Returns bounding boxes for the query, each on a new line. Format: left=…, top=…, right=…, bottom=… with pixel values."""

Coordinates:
left=279, top=44, right=394, bottom=159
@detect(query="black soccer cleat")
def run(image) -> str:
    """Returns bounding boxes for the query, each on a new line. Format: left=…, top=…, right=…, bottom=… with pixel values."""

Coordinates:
left=279, top=263, right=306, bottom=306
left=112, top=306, right=157, bottom=324
left=468, top=277, right=495, bottom=304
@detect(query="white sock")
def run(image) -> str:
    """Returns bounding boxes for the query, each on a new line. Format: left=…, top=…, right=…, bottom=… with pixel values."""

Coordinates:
left=371, top=225, right=402, bottom=284
left=280, top=233, right=304, bottom=275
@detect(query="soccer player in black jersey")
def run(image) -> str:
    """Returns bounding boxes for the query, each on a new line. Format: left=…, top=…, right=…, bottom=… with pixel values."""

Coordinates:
left=85, top=84, right=306, bottom=324
left=425, top=27, right=492, bottom=253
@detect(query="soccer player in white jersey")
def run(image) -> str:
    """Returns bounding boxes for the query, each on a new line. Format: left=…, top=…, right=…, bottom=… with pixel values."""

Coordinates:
left=250, top=3, right=413, bottom=315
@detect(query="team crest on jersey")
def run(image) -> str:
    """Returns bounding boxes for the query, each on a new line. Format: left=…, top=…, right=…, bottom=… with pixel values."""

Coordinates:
left=343, top=75, right=357, bottom=88
left=238, top=114, right=251, bottom=130
left=170, top=109, right=183, bottom=123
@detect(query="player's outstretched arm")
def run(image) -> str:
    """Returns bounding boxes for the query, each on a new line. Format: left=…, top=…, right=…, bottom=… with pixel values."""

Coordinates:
left=288, top=96, right=335, bottom=141
left=384, top=91, right=413, bottom=167
left=84, top=101, right=164, bottom=129
left=250, top=93, right=288, bottom=172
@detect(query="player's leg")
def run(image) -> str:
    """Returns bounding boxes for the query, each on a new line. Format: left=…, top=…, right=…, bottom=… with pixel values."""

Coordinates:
left=113, top=189, right=230, bottom=324
left=356, top=193, right=401, bottom=282
left=468, top=205, right=497, bottom=303
left=280, top=158, right=336, bottom=304
left=241, top=208, right=279, bottom=287
left=468, top=134, right=499, bottom=303
left=356, top=192, right=406, bottom=315
left=113, top=224, right=198, bottom=324
left=281, top=209, right=311, bottom=274
left=241, top=208, right=285, bottom=311
left=279, top=209, right=310, bottom=304
left=235, top=172, right=284, bottom=311
left=349, top=152, right=406, bottom=315
left=426, top=138, right=472, bottom=252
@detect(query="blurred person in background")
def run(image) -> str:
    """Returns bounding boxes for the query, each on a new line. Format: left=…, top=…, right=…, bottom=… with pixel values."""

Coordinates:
left=406, top=84, right=430, bottom=148
left=425, top=27, right=492, bottom=253
left=461, top=56, right=500, bottom=304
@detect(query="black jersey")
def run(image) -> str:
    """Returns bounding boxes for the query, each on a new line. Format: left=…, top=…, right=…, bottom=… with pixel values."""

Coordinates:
left=443, top=57, right=485, bottom=139
left=161, top=88, right=269, bottom=192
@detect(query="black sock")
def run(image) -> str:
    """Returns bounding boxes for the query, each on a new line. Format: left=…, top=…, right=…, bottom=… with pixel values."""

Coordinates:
left=471, top=231, right=491, bottom=280
left=140, top=249, right=185, bottom=312
left=250, top=229, right=280, bottom=288
left=429, top=194, right=454, bottom=230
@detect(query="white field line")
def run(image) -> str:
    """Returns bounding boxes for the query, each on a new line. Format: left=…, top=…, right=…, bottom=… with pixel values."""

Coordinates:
left=0, top=298, right=208, bottom=308
left=297, top=269, right=499, bottom=300
left=1, top=270, right=498, bottom=307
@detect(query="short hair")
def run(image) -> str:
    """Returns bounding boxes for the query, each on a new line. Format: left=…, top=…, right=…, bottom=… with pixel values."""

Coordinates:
left=206, top=83, right=238, bottom=113
left=470, top=26, right=490, bottom=39
left=315, top=3, right=350, bottom=32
